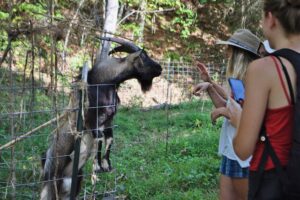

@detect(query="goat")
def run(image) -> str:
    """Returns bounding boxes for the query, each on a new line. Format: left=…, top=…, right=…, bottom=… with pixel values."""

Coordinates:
left=40, top=37, right=162, bottom=199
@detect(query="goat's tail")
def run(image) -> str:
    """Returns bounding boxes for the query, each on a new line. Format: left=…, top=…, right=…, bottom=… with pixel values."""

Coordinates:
left=40, top=182, right=56, bottom=200
left=40, top=148, right=82, bottom=200
left=40, top=148, right=57, bottom=200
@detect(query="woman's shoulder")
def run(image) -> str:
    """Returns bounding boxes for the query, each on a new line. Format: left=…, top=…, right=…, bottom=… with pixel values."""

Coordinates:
left=247, top=56, right=277, bottom=75
left=244, top=56, right=278, bottom=89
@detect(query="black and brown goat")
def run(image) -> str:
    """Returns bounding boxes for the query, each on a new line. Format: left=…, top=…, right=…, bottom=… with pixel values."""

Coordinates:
left=40, top=37, right=162, bottom=199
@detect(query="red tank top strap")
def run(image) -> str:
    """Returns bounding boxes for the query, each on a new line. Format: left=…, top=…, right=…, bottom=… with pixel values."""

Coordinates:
left=270, top=56, right=292, bottom=105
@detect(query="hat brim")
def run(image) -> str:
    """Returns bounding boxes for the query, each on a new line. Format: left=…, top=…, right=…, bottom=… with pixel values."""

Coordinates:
left=216, top=40, right=260, bottom=56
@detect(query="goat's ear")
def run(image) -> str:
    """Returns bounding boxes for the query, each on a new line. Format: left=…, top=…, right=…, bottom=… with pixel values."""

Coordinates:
left=127, top=50, right=142, bottom=63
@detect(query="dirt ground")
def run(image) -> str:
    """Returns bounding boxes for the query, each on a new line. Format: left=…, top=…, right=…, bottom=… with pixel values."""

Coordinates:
left=117, top=77, right=195, bottom=107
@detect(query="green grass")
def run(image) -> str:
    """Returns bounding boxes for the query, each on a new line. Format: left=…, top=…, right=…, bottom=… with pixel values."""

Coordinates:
left=1, top=99, right=222, bottom=199
left=110, top=101, right=222, bottom=200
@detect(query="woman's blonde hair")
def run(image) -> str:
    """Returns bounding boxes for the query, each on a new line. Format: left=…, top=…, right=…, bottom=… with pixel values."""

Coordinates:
left=226, top=46, right=259, bottom=81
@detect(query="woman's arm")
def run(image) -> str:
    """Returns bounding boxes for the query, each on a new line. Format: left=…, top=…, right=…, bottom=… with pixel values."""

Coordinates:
left=207, top=83, right=227, bottom=108
left=193, top=82, right=227, bottom=108
left=211, top=82, right=228, bottom=100
left=211, top=107, right=231, bottom=124
left=230, top=59, right=271, bottom=160
left=196, top=62, right=228, bottom=99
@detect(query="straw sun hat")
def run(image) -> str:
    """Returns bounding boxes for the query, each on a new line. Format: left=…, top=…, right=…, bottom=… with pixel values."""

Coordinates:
left=217, top=29, right=261, bottom=56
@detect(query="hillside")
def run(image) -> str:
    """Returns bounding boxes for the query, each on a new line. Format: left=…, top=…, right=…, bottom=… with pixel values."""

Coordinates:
left=0, top=1, right=262, bottom=71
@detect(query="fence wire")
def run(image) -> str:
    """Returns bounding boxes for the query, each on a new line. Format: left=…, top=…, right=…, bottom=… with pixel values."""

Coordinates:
left=0, top=55, right=227, bottom=199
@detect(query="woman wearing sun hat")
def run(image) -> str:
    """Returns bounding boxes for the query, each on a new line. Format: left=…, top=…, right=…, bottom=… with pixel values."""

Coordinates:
left=193, top=29, right=261, bottom=200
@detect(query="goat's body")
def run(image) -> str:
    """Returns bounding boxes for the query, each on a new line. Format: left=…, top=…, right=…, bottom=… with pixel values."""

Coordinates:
left=86, top=84, right=118, bottom=172
left=41, top=37, right=162, bottom=199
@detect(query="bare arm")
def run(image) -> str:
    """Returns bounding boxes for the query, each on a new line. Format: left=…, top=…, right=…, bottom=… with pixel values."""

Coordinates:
left=195, top=62, right=228, bottom=105
left=211, top=82, right=228, bottom=100
left=193, top=82, right=227, bottom=108
left=207, top=83, right=227, bottom=108
left=230, top=59, right=270, bottom=160
left=211, top=107, right=230, bottom=124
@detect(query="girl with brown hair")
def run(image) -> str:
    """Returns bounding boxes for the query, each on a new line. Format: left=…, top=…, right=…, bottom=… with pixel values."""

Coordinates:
left=229, top=0, right=300, bottom=199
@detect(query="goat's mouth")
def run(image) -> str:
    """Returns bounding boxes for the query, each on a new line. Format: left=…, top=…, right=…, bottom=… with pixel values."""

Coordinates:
left=152, top=67, right=162, bottom=77
left=138, top=78, right=153, bottom=92
left=156, top=69, right=162, bottom=76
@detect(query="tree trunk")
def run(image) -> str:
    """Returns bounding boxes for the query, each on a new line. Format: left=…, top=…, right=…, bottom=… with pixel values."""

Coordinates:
left=138, top=0, right=147, bottom=44
left=241, top=0, right=246, bottom=28
left=63, top=0, right=85, bottom=71
left=96, top=0, right=119, bottom=64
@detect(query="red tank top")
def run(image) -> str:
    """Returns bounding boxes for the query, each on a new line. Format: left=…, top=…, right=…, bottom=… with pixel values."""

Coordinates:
left=250, top=57, right=294, bottom=171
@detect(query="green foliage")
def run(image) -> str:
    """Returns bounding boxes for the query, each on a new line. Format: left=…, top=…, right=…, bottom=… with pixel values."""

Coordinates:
left=11, top=2, right=46, bottom=22
left=164, top=51, right=181, bottom=60
left=0, top=11, right=9, bottom=20
left=119, top=0, right=198, bottom=39
left=198, top=0, right=234, bottom=3
left=156, top=0, right=198, bottom=38
left=171, top=6, right=198, bottom=38
left=70, top=51, right=90, bottom=70
left=121, top=23, right=141, bottom=38
left=18, top=2, right=46, bottom=15
left=0, top=31, right=8, bottom=51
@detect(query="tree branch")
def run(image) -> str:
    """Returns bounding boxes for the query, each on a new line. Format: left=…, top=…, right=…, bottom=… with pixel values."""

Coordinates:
left=0, top=115, right=64, bottom=151
left=117, top=8, right=175, bottom=25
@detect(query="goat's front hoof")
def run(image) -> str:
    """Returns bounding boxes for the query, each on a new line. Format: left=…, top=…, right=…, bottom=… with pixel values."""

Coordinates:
left=95, top=159, right=113, bottom=173
left=95, top=166, right=113, bottom=173
left=93, top=159, right=113, bottom=173
left=94, top=164, right=113, bottom=173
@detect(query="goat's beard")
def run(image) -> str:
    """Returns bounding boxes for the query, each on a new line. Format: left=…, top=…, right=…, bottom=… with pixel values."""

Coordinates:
left=139, top=79, right=153, bottom=92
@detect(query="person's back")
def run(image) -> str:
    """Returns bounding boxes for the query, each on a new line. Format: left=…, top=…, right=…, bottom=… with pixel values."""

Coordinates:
left=229, top=0, right=300, bottom=199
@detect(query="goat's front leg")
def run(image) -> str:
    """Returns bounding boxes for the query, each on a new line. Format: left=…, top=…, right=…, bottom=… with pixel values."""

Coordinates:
left=94, top=127, right=113, bottom=173
left=101, top=127, right=113, bottom=172
left=92, top=129, right=104, bottom=173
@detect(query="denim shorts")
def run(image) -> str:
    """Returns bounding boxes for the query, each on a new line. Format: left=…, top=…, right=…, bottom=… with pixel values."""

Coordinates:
left=220, top=155, right=249, bottom=178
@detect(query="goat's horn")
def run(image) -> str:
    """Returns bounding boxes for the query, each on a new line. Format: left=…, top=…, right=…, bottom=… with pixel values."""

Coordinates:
left=98, top=37, right=140, bottom=53
left=108, top=45, right=133, bottom=55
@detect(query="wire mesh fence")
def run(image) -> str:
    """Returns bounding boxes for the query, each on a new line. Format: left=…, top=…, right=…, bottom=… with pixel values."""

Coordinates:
left=0, top=56, right=226, bottom=199
left=0, top=64, right=122, bottom=199
left=117, top=59, right=227, bottom=107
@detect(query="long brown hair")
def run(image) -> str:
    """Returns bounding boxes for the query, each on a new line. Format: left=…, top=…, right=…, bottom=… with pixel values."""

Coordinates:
left=264, top=0, right=300, bottom=34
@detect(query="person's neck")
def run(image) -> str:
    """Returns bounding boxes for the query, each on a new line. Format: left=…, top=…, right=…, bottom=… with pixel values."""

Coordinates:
left=274, top=34, right=300, bottom=52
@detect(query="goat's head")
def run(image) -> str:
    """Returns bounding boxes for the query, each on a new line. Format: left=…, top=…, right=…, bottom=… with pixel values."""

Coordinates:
left=100, top=37, right=162, bottom=92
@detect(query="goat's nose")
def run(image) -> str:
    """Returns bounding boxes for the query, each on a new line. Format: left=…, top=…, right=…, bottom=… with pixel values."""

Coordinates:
left=158, top=66, right=162, bottom=74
